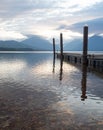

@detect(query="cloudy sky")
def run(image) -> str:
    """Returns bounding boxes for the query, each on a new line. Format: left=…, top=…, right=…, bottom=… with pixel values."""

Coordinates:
left=0, top=0, right=103, bottom=42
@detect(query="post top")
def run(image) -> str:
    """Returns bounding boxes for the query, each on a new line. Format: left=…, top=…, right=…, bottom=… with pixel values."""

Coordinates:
left=84, top=24, right=88, bottom=27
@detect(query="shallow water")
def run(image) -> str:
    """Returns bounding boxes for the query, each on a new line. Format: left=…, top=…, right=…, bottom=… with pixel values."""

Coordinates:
left=0, top=52, right=103, bottom=130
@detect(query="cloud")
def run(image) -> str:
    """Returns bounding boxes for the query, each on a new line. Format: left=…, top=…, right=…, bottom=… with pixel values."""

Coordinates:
left=0, top=0, right=103, bottom=21
left=0, top=29, right=27, bottom=41
left=0, top=0, right=103, bottom=40
left=58, top=17, right=103, bottom=34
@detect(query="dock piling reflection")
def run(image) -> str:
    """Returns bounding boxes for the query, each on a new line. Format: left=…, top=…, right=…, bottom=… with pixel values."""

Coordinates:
left=53, top=55, right=55, bottom=73
left=59, top=57, right=63, bottom=81
left=81, top=65, right=87, bottom=101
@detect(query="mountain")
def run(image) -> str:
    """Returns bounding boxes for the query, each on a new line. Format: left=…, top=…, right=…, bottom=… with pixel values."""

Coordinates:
left=64, top=35, right=103, bottom=51
left=88, top=35, right=103, bottom=51
left=0, top=40, right=34, bottom=51
left=64, top=39, right=82, bottom=51
left=22, top=35, right=52, bottom=51
left=1, top=34, right=102, bottom=51
left=0, top=35, right=53, bottom=51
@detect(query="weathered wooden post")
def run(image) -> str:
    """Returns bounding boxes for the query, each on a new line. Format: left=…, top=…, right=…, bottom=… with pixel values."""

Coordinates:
left=60, top=33, right=63, bottom=60
left=82, top=25, right=88, bottom=65
left=81, top=25, right=88, bottom=100
left=59, top=33, right=63, bottom=80
left=53, top=38, right=55, bottom=59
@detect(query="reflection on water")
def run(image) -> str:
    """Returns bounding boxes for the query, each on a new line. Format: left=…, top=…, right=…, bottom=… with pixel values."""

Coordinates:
left=0, top=60, right=26, bottom=77
left=81, top=65, right=87, bottom=101
left=0, top=52, right=103, bottom=130
left=52, top=56, right=55, bottom=73
left=59, top=57, right=63, bottom=81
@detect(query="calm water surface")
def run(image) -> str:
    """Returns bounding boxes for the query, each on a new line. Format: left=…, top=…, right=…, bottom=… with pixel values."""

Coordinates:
left=0, top=52, right=103, bottom=130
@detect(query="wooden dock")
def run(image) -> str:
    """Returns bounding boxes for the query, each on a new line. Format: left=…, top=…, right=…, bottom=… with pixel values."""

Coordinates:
left=56, top=52, right=103, bottom=72
left=53, top=26, right=103, bottom=73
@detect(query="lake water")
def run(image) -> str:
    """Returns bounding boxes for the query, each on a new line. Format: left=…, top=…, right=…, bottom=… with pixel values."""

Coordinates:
left=0, top=52, right=103, bottom=130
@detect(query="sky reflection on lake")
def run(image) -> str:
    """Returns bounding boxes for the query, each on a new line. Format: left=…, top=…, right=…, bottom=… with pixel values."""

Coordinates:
left=0, top=52, right=103, bottom=130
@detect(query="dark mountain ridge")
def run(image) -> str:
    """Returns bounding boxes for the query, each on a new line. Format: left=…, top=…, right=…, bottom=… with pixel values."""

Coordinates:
left=0, top=35, right=103, bottom=51
left=0, top=35, right=52, bottom=51
left=64, top=35, right=103, bottom=51
left=22, top=35, right=52, bottom=51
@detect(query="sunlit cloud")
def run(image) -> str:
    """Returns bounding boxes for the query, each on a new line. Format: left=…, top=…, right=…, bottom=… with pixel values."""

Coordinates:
left=0, top=29, right=27, bottom=41
left=0, top=0, right=103, bottom=41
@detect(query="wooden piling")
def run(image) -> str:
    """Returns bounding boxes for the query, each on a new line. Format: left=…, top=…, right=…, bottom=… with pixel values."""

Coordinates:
left=82, top=25, right=88, bottom=65
left=53, top=38, right=55, bottom=59
left=60, top=33, right=63, bottom=59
